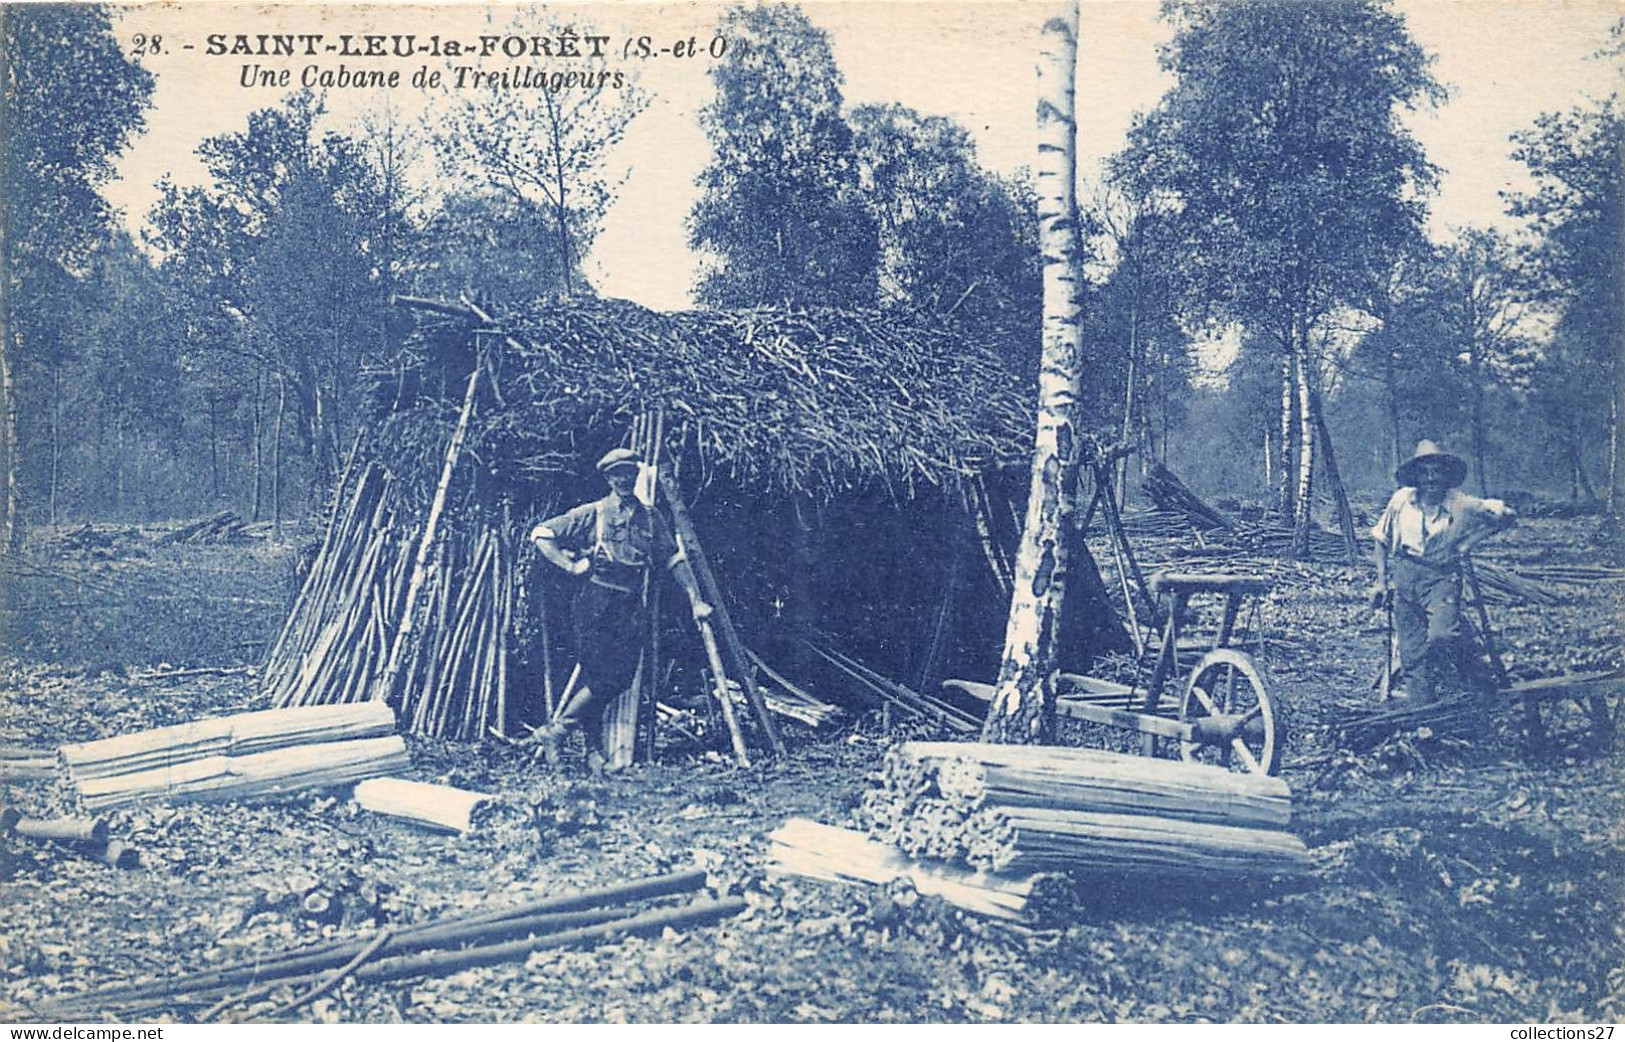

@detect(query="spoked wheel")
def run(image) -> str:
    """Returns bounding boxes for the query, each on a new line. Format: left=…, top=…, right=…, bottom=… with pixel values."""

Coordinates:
left=1179, top=649, right=1283, bottom=775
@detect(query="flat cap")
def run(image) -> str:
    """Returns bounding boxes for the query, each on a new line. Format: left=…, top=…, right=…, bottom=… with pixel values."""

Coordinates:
left=596, top=447, right=643, bottom=473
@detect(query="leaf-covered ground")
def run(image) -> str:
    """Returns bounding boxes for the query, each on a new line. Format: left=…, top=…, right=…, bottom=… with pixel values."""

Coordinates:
left=0, top=517, right=1620, bottom=1023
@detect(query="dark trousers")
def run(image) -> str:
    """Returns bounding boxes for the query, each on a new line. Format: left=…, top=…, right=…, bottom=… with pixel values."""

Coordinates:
left=563, top=579, right=641, bottom=750
left=1393, top=556, right=1462, bottom=703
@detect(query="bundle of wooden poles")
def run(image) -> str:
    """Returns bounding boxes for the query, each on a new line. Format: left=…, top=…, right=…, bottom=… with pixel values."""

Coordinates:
left=351, top=777, right=500, bottom=835
left=262, top=458, right=518, bottom=740
left=0, top=744, right=55, bottom=782
left=47, top=868, right=742, bottom=1021
left=60, top=702, right=407, bottom=811
left=862, top=742, right=1311, bottom=879
left=767, top=818, right=1057, bottom=921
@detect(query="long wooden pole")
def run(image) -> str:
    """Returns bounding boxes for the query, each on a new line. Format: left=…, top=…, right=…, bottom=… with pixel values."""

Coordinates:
left=656, top=461, right=785, bottom=757
left=373, top=354, right=482, bottom=706
left=699, top=619, right=750, bottom=767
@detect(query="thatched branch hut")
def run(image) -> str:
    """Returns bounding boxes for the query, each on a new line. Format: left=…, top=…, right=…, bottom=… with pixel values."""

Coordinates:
left=262, top=296, right=1125, bottom=749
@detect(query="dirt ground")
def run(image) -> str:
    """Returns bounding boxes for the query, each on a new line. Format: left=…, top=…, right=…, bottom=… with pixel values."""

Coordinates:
left=1, top=516, right=1621, bottom=1023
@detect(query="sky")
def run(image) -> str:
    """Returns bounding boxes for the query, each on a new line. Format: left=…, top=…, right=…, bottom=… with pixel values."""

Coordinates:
left=103, top=0, right=1625, bottom=311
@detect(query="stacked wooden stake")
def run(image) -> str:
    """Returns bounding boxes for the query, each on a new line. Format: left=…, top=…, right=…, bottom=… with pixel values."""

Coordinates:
left=61, top=702, right=396, bottom=782
left=352, top=778, right=500, bottom=834
left=60, top=703, right=407, bottom=811
left=863, top=742, right=1310, bottom=879
left=261, top=458, right=519, bottom=739
left=1, top=744, right=55, bottom=781
left=262, top=463, right=411, bottom=711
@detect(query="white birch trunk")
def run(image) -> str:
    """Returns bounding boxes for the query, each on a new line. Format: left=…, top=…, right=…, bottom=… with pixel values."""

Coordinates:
left=982, top=2, right=1083, bottom=745
left=1291, top=340, right=1317, bottom=556
left=1277, top=350, right=1295, bottom=520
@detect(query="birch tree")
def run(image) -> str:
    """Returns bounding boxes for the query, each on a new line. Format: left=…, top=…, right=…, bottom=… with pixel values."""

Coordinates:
left=981, top=2, right=1084, bottom=745
left=1112, top=0, right=1441, bottom=557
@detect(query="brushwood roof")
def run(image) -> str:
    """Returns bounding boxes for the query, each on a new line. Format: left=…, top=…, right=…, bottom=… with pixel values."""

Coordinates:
left=374, top=297, right=1034, bottom=498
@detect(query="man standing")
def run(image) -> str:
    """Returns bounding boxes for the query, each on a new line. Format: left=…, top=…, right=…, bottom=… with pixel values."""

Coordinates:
left=530, top=448, right=711, bottom=774
left=1370, top=440, right=1516, bottom=703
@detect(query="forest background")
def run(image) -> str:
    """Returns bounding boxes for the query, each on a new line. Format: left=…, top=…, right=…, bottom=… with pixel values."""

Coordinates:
left=1, top=0, right=1621, bottom=550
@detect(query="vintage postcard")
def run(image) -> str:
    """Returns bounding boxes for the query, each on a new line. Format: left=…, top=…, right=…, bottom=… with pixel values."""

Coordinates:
left=1, top=0, right=1621, bottom=1028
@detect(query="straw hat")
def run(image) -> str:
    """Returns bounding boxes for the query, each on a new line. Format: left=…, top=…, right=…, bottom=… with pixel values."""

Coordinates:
left=1395, top=439, right=1466, bottom=488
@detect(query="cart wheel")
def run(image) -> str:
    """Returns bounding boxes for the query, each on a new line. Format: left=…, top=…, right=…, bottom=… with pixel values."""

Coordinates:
left=1179, top=649, right=1283, bottom=775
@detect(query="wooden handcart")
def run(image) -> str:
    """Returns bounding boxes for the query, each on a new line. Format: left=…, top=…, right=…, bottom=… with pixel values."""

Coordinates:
left=1342, top=554, right=1623, bottom=748
left=948, top=570, right=1287, bottom=775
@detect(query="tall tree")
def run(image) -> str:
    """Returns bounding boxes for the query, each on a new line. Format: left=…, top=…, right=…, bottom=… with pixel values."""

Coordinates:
left=848, top=103, right=1039, bottom=341
left=0, top=4, right=153, bottom=547
left=434, top=12, right=646, bottom=301
left=149, top=93, right=396, bottom=516
left=1421, top=229, right=1535, bottom=494
left=688, top=3, right=877, bottom=308
left=1090, top=189, right=1190, bottom=491
left=1506, top=95, right=1624, bottom=516
left=1113, top=0, right=1442, bottom=557
left=981, top=1, right=1084, bottom=745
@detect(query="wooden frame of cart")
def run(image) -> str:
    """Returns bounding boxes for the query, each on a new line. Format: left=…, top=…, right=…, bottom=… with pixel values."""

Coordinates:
left=948, top=571, right=1287, bottom=776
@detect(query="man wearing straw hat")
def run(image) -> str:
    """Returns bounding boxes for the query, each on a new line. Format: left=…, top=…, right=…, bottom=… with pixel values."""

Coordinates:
left=529, top=448, right=711, bottom=774
left=1370, top=439, right=1517, bottom=704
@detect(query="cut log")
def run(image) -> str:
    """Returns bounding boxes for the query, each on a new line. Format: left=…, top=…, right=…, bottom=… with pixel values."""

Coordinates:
left=351, top=778, right=498, bottom=834
left=12, top=816, right=109, bottom=844
left=60, top=702, right=398, bottom=783
left=76, top=735, right=409, bottom=811
left=767, top=818, right=1039, bottom=921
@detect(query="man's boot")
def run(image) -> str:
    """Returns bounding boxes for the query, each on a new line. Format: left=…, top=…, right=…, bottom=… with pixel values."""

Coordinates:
left=1409, top=656, right=1437, bottom=706
left=532, top=720, right=568, bottom=766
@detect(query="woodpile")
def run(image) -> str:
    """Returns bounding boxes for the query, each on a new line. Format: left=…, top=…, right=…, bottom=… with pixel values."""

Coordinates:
left=49, top=867, right=741, bottom=1021
left=60, top=702, right=397, bottom=783
left=60, top=702, right=408, bottom=811
left=1470, top=560, right=1562, bottom=607
left=160, top=510, right=253, bottom=545
left=0, top=809, right=141, bottom=869
left=863, top=742, right=1310, bottom=879
left=260, top=460, right=518, bottom=740
left=767, top=818, right=1052, bottom=921
left=351, top=778, right=500, bottom=834
left=1, top=744, right=55, bottom=781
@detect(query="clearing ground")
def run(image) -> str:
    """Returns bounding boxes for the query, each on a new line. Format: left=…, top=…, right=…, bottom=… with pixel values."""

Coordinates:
left=0, top=516, right=1621, bottom=1023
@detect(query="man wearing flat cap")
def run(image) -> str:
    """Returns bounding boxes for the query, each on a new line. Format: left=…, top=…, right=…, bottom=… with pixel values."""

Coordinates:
left=529, top=448, right=711, bottom=774
left=1370, top=440, right=1517, bottom=703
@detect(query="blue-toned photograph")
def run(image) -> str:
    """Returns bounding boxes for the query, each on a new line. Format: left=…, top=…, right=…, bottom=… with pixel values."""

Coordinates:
left=0, top=0, right=1620, bottom=1026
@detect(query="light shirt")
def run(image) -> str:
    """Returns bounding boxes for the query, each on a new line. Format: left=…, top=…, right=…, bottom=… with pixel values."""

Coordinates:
left=1371, top=487, right=1511, bottom=565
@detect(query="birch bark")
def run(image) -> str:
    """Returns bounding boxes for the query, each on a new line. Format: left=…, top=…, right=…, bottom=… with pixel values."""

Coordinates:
left=982, top=2, right=1083, bottom=745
